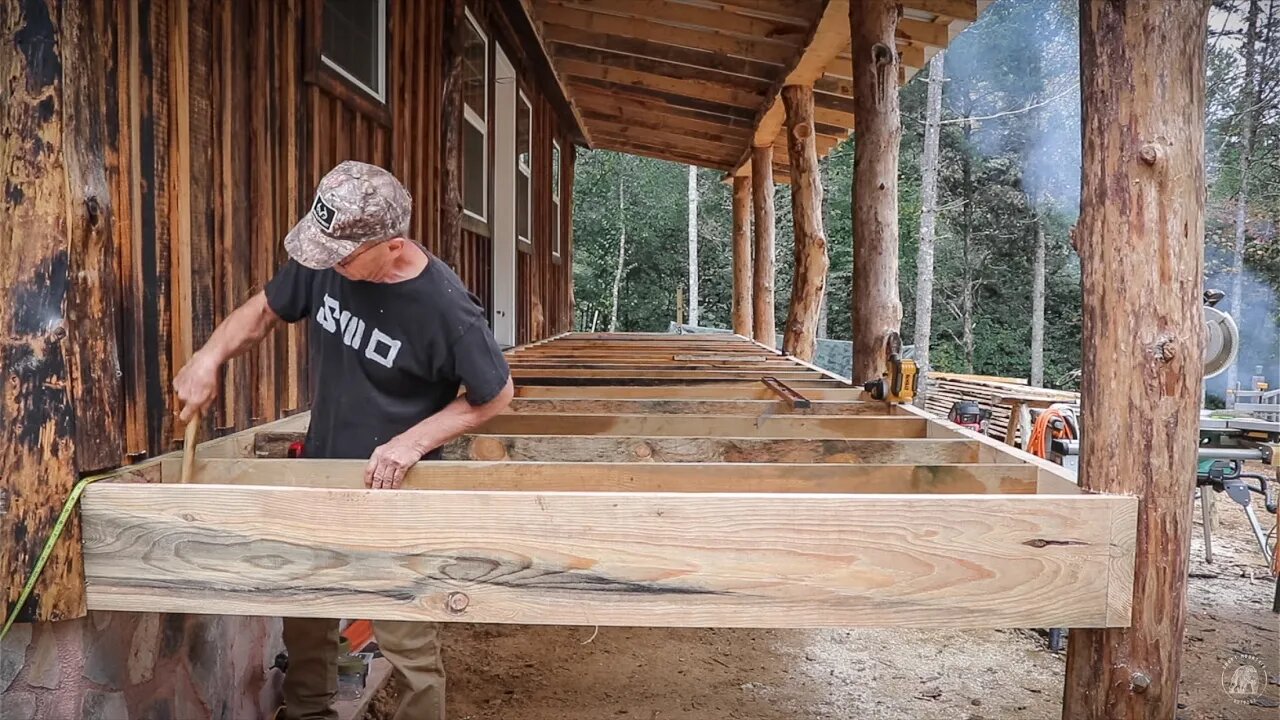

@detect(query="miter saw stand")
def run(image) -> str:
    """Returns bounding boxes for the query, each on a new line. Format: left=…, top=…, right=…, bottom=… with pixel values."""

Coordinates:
left=1198, top=288, right=1279, bottom=571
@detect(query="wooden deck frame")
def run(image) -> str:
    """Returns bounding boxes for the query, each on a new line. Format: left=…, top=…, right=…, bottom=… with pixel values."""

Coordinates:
left=82, top=334, right=1136, bottom=630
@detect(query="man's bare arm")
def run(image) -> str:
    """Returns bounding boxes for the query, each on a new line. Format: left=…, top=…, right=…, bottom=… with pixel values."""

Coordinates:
left=365, top=377, right=515, bottom=489
left=173, top=290, right=282, bottom=422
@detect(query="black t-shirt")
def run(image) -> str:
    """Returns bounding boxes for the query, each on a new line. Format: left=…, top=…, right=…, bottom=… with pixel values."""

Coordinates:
left=263, top=249, right=510, bottom=460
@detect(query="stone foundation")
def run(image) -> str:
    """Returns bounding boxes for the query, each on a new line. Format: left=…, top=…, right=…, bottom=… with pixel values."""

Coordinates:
left=1, top=612, right=283, bottom=720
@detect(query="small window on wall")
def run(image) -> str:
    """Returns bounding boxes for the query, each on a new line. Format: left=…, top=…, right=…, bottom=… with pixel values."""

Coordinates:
left=517, top=91, right=532, bottom=246
left=551, top=140, right=562, bottom=259
left=321, top=0, right=387, bottom=101
left=462, top=9, right=488, bottom=222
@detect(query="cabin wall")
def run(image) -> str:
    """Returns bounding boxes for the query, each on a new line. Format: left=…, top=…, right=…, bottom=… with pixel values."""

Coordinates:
left=2, top=0, right=578, bottom=715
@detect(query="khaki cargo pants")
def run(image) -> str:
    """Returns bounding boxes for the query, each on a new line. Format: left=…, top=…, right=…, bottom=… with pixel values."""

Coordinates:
left=281, top=617, right=445, bottom=720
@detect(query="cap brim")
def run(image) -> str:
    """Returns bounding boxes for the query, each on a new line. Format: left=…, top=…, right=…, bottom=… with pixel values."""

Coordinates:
left=284, top=215, right=361, bottom=270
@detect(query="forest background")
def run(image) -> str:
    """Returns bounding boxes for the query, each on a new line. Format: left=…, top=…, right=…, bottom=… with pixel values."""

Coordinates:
left=569, top=0, right=1280, bottom=398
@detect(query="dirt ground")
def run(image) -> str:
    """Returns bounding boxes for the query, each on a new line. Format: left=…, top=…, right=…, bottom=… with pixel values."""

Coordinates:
left=369, top=467, right=1280, bottom=720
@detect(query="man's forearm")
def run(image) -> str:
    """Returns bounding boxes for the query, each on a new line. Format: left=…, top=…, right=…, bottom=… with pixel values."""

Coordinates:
left=198, top=291, right=279, bottom=365
left=403, top=380, right=514, bottom=454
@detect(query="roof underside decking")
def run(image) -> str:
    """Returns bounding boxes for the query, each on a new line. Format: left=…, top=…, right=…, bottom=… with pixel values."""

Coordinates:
left=521, top=0, right=987, bottom=179
left=82, top=333, right=1135, bottom=629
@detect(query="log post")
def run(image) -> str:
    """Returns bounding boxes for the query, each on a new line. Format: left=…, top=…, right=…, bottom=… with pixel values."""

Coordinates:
left=731, top=174, right=753, bottom=337
left=1062, top=1, right=1210, bottom=718
left=2, top=0, right=106, bottom=622
left=751, top=145, right=775, bottom=347
left=781, top=85, right=829, bottom=362
left=440, top=0, right=465, bottom=267
left=850, top=0, right=902, bottom=382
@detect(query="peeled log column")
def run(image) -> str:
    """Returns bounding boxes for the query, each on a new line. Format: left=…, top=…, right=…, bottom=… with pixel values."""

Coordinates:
left=440, top=0, right=465, bottom=266
left=781, top=85, right=829, bottom=362
left=1062, top=2, right=1210, bottom=719
left=731, top=175, right=753, bottom=336
left=751, top=145, right=776, bottom=347
left=850, top=0, right=902, bottom=382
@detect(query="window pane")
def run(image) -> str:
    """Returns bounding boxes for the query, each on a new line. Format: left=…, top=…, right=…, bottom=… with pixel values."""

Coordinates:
left=517, top=172, right=530, bottom=242
left=517, top=99, right=532, bottom=171
left=463, top=121, right=485, bottom=217
left=323, top=0, right=381, bottom=95
left=551, top=144, right=561, bottom=200
left=463, top=18, right=486, bottom=117
left=553, top=199, right=560, bottom=254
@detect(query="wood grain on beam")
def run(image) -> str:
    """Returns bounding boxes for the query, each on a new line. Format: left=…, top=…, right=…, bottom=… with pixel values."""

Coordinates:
left=475, top=413, right=927, bottom=439
left=585, top=120, right=747, bottom=153
left=506, top=398, right=900, bottom=416
left=897, top=17, right=952, bottom=46
left=161, top=458, right=1039, bottom=495
left=536, top=4, right=796, bottom=63
left=568, top=78, right=755, bottom=121
left=591, top=136, right=735, bottom=170
left=548, top=0, right=809, bottom=39
left=82, top=483, right=1136, bottom=628
left=553, top=43, right=773, bottom=94
left=572, top=87, right=758, bottom=132
left=557, top=58, right=763, bottom=109
left=901, top=0, right=980, bottom=22
left=543, top=25, right=782, bottom=79
left=511, top=385, right=865, bottom=400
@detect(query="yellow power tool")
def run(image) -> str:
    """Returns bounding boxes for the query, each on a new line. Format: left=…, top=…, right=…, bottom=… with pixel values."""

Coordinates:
left=862, top=332, right=918, bottom=403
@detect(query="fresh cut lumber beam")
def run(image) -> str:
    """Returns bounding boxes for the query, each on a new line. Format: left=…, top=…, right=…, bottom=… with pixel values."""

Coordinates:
left=81, top=484, right=1137, bottom=628
left=252, top=432, right=983, bottom=464
left=1063, top=2, right=1211, bottom=717
left=513, top=385, right=867, bottom=400
left=513, top=376, right=847, bottom=387
left=506, top=398, right=903, bottom=416
left=158, top=458, right=1041, bottom=495
left=474, top=413, right=927, bottom=438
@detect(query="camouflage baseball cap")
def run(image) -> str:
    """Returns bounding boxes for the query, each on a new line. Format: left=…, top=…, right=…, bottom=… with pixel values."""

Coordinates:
left=284, top=160, right=413, bottom=269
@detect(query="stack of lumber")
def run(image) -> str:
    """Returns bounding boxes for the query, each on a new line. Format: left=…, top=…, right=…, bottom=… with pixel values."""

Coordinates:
left=923, top=372, right=1080, bottom=441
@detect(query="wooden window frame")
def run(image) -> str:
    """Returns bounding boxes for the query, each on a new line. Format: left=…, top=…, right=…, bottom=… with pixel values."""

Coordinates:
left=551, top=139, right=562, bottom=262
left=517, top=89, right=533, bottom=250
left=462, top=6, right=489, bottom=225
left=304, top=0, right=392, bottom=127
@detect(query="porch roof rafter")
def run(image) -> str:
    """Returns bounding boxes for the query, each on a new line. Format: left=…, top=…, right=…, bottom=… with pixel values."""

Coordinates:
left=523, top=0, right=989, bottom=179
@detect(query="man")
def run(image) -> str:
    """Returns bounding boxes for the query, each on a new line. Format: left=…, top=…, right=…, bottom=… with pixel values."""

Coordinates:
left=173, top=160, right=514, bottom=720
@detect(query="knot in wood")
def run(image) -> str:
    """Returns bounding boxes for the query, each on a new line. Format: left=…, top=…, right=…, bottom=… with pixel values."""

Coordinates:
left=792, top=123, right=813, bottom=141
left=85, top=197, right=101, bottom=226
left=1150, top=335, right=1177, bottom=363
left=446, top=591, right=470, bottom=614
left=871, top=43, right=893, bottom=68
left=1130, top=672, right=1151, bottom=692
left=1139, top=143, right=1163, bottom=166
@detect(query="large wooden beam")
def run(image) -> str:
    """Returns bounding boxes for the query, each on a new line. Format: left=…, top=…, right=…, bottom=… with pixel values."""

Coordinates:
left=82, top=483, right=1136, bottom=628
left=542, top=25, right=783, bottom=80
left=731, top=174, right=754, bottom=336
left=849, top=0, right=903, bottom=384
left=474, top=413, right=927, bottom=439
left=751, top=145, right=776, bottom=346
left=250, top=430, right=980, bottom=464
left=1062, top=2, right=1210, bottom=718
left=163, top=458, right=1040, bottom=495
left=556, top=58, right=763, bottom=110
left=780, top=85, right=829, bottom=362
left=547, top=0, right=810, bottom=40
left=535, top=4, right=796, bottom=64
left=513, top=385, right=866, bottom=400
left=506, top=398, right=898, bottom=416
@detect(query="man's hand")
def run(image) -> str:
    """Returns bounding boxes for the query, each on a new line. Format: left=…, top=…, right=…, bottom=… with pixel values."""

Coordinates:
left=365, top=434, right=425, bottom=489
left=173, top=351, right=221, bottom=423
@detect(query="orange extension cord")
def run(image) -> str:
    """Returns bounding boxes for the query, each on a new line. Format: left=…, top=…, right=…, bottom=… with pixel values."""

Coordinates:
left=1028, top=408, right=1075, bottom=458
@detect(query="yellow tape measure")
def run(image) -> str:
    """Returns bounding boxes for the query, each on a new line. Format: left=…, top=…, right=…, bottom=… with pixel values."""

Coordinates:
left=1, top=472, right=110, bottom=642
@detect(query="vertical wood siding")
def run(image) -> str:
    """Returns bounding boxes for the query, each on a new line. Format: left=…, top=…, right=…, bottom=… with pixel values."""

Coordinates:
left=81, top=0, right=577, bottom=464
